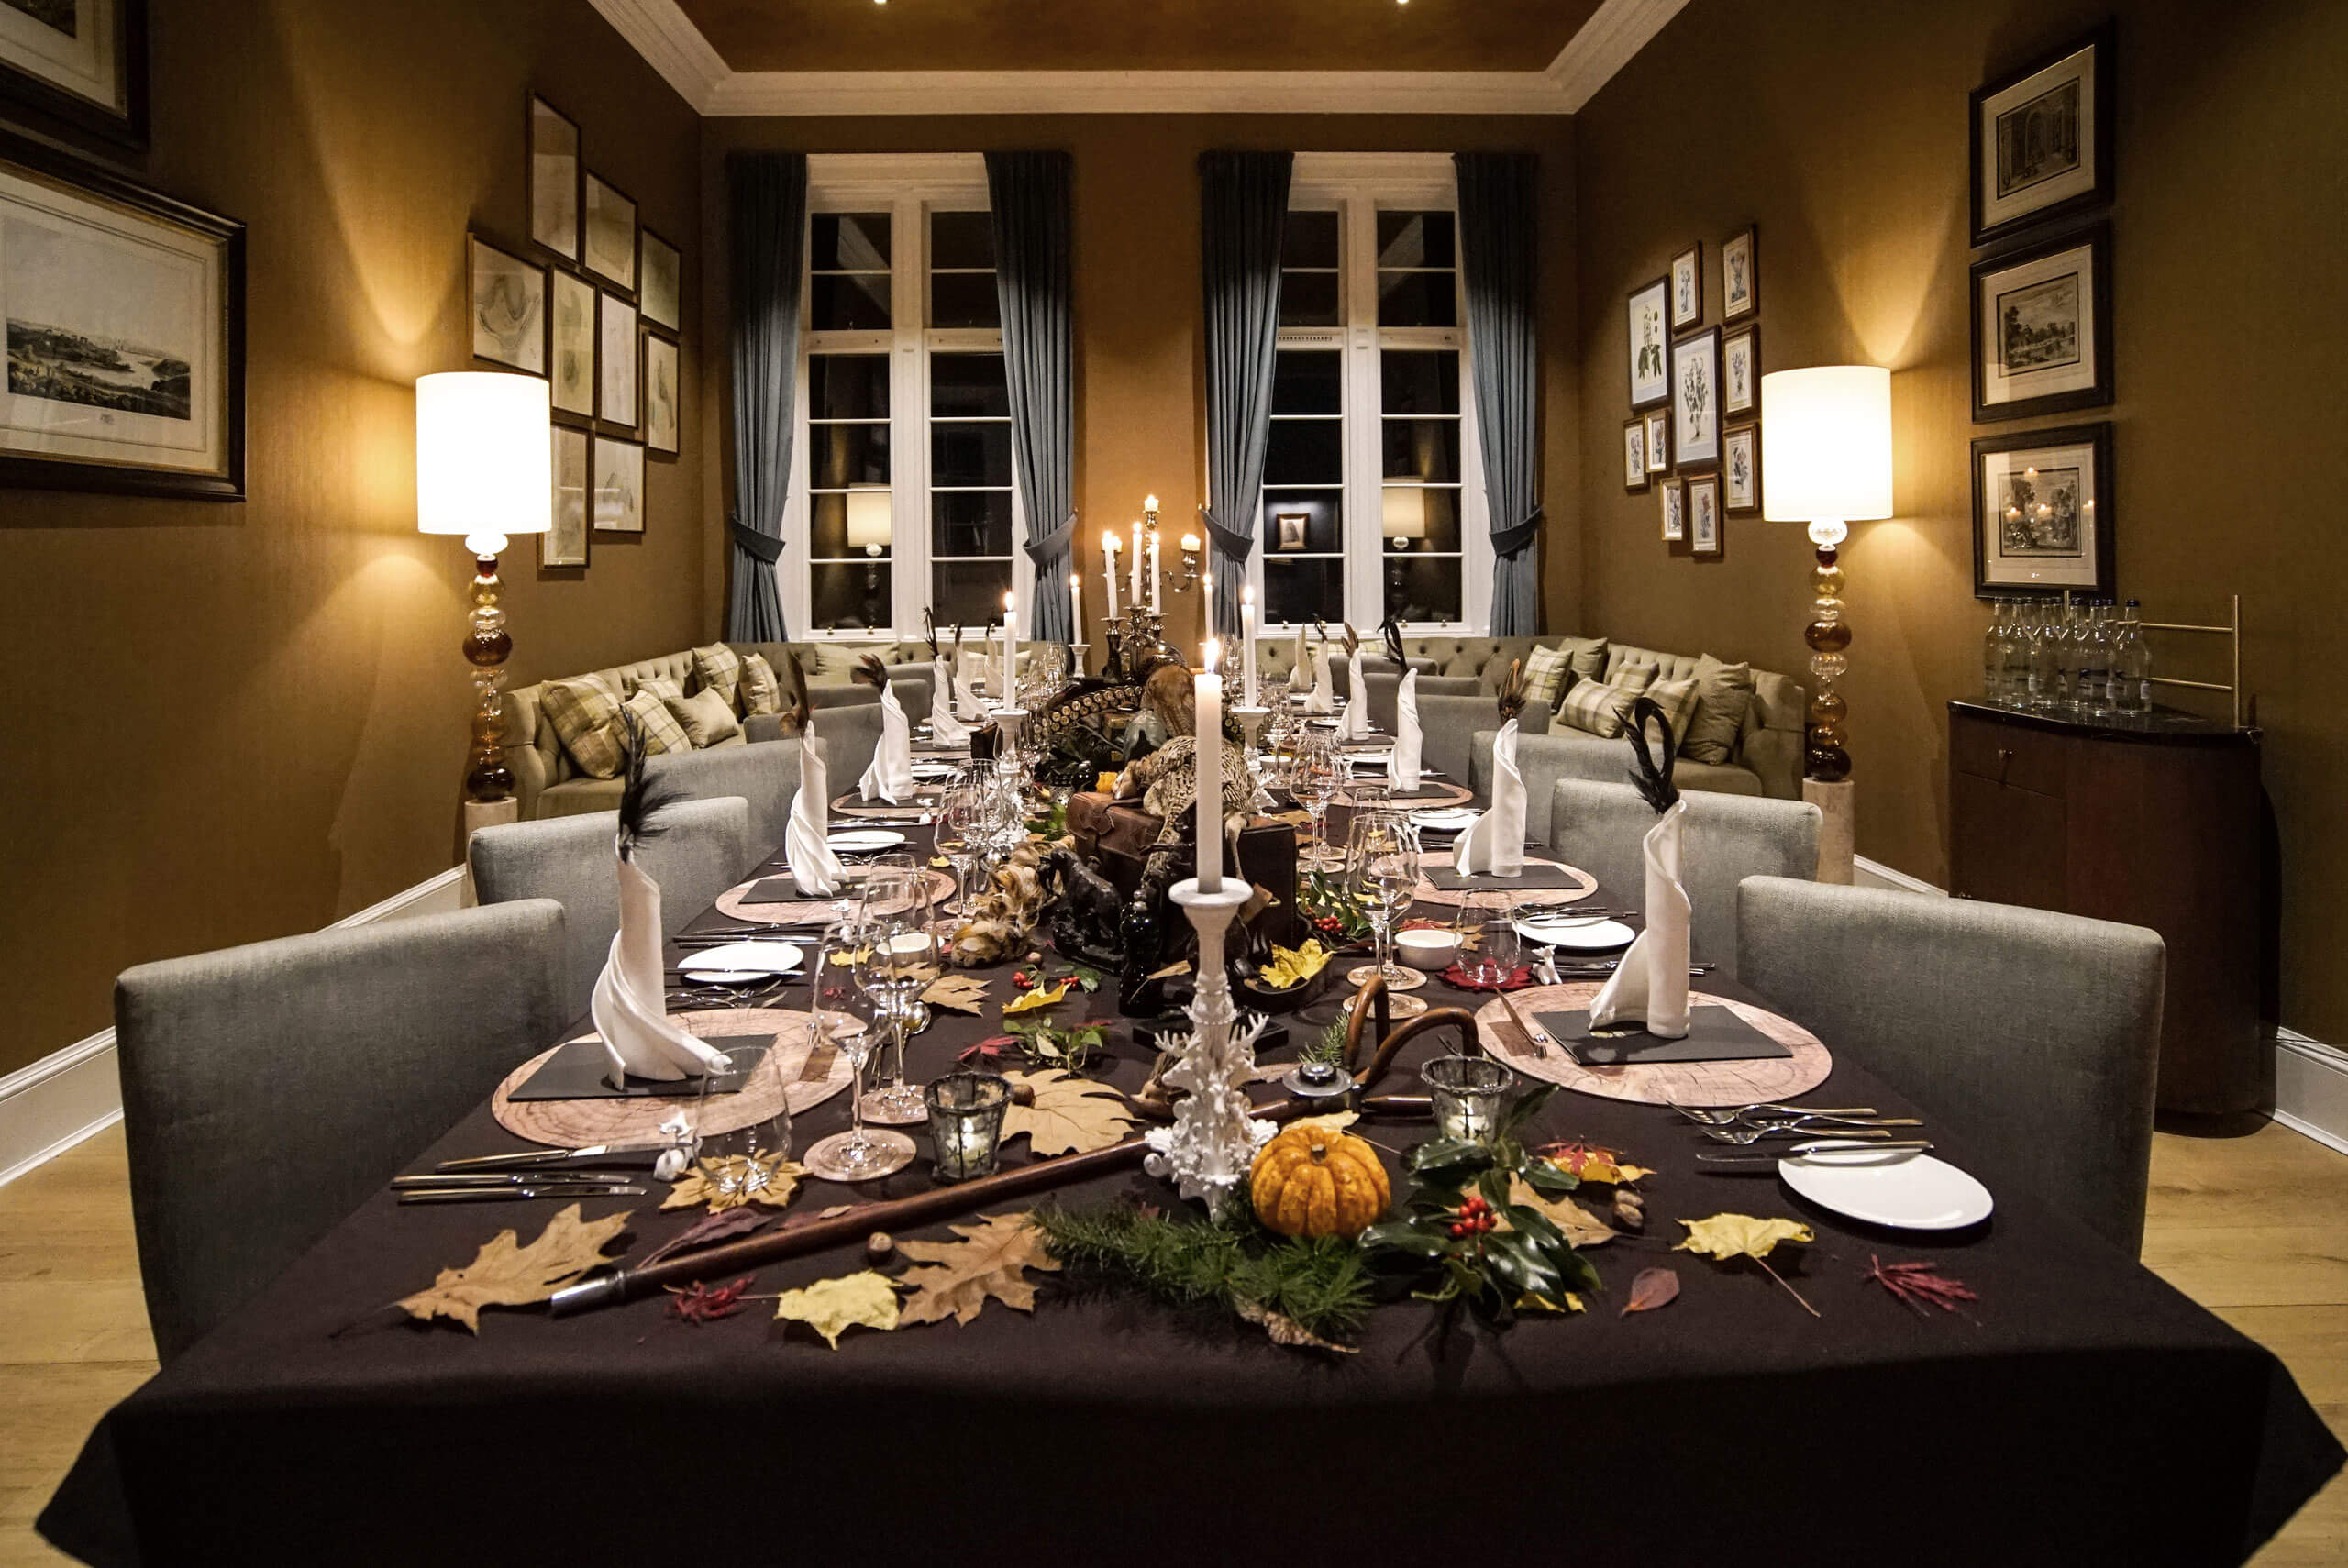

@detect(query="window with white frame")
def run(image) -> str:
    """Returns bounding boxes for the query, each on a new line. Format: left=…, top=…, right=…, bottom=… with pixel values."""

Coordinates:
left=1256, top=155, right=1488, bottom=634
left=789, top=155, right=1022, bottom=638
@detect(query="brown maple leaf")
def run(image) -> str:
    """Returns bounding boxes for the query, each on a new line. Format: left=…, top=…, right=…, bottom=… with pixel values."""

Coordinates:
left=1000, top=1068, right=1136, bottom=1156
left=894, top=1211, right=1061, bottom=1326
left=396, top=1203, right=631, bottom=1332
left=1505, top=1175, right=1617, bottom=1247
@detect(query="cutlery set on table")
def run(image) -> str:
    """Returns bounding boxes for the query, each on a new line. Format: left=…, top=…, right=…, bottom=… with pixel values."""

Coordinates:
left=393, top=1143, right=668, bottom=1205
left=1672, top=1101, right=1995, bottom=1231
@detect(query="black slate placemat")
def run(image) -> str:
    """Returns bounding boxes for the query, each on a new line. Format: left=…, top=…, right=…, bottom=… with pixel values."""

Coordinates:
left=1424, top=861, right=1583, bottom=891
left=1537, top=1006, right=1791, bottom=1066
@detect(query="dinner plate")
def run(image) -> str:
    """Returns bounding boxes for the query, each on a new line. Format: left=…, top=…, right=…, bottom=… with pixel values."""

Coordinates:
left=827, top=829, right=906, bottom=853
left=1411, top=807, right=1480, bottom=834
left=909, top=760, right=961, bottom=780
left=1514, top=914, right=1636, bottom=951
left=677, top=942, right=803, bottom=981
left=1346, top=752, right=1394, bottom=770
left=1778, top=1146, right=1994, bottom=1231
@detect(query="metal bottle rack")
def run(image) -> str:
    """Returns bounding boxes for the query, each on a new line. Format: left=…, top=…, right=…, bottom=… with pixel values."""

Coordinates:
left=2138, top=592, right=2249, bottom=730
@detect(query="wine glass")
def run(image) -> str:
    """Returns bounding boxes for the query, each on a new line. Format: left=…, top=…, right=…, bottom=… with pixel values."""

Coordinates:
left=934, top=765, right=986, bottom=914
left=1290, top=729, right=1342, bottom=870
left=856, top=867, right=936, bottom=1126
left=798, top=918, right=915, bottom=1182
left=1346, top=810, right=1422, bottom=988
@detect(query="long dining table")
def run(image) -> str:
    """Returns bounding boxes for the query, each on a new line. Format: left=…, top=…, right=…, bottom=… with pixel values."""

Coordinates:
left=39, top=799, right=2345, bottom=1567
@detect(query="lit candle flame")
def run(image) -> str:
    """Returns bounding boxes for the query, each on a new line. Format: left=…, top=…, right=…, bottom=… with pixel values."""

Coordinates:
left=1203, top=637, right=1221, bottom=673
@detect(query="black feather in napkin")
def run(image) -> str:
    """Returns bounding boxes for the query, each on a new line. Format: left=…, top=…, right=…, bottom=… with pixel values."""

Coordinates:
left=1622, top=695, right=1681, bottom=815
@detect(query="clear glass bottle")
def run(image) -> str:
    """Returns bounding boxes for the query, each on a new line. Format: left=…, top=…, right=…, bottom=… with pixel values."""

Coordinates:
left=2118, top=598, right=2153, bottom=715
left=2051, top=598, right=2082, bottom=714
left=2024, top=601, right=2056, bottom=712
left=2079, top=602, right=2114, bottom=719
left=1982, top=599, right=2006, bottom=703
left=2001, top=600, right=2031, bottom=704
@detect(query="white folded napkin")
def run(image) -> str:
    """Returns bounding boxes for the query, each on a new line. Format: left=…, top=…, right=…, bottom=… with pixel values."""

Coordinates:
left=859, top=680, right=915, bottom=802
left=590, top=858, right=730, bottom=1083
left=1391, top=669, right=1423, bottom=790
left=785, top=723, right=845, bottom=895
left=927, top=656, right=971, bottom=744
left=1308, top=640, right=1335, bottom=714
left=1452, top=717, right=1525, bottom=877
left=1589, top=799, right=1691, bottom=1039
left=1342, top=651, right=1370, bottom=739
left=952, top=655, right=985, bottom=721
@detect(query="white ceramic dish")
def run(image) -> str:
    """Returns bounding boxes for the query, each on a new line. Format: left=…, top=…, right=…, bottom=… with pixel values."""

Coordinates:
left=827, top=829, right=907, bottom=853
left=1778, top=1146, right=1994, bottom=1231
left=676, top=942, right=803, bottom=981
left=909, top=760, right=961, bottom=779
left=1513, top=914, right=1635, bottom=952
left=1394, top=929, right=1462, bottom=970
left=1411, top=807, right=1480, bottom=834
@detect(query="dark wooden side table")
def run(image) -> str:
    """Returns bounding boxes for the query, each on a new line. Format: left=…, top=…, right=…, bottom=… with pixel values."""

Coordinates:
left=1947, top=699, right=2264, bottom=1115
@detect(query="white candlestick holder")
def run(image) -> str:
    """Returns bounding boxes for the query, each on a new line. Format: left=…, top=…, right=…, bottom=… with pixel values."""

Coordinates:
left=1144, top=877, right=1275, bottom=1219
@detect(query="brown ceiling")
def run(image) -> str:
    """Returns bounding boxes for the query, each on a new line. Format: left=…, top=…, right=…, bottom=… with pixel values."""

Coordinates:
left=676, top=0, right=1603, bottom=74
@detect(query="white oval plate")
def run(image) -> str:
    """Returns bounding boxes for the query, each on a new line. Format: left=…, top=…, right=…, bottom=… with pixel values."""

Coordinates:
left=677, top=942, right=803, bottom=981
left=1778, top=1146, right=1994, bottom=1231
left=909, top=759, right=961, bottom=778
left=1411, top=807, right=1480, bottom=833
left=827, top=829, right=907, bottom=853
left=1514, top=915, right=1635, bottom=951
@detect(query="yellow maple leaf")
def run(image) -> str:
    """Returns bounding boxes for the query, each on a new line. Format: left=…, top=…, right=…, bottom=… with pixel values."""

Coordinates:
left=1257, top=939, right=1331, bottom=990
left=659, top=1157, right=804, bottom=1213
left=1003, top=978, right=1072, bottom=1015
left=1516, top=1290, right=1587, bottom=1315
left=773, top=1270, right=901, bottom=1349
left=1673, top=1213, right=1814, bottom=1262
left=1000, top=1068, right=1136, bottom=1156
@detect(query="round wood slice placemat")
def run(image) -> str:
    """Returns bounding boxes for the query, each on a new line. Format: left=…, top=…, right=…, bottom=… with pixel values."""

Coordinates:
left=1347, top=779, right=1473, bottom=809
left=492, top=1007, right=860, bottom=1148
left=715, top=867, right=957, bottom=922
left=1473, top=982, right=1832, bottom=1107
left=831, top=790, right=938, bottom=822
left=1412, top=849, right=1597, bottom=911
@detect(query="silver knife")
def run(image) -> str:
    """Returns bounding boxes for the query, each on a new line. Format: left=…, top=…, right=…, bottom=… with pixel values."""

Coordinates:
left=394, top=1170, right=640, bottom=1189
left=436, top=1143, right=672, bottom=1173
left=399, top=1184, right=648, bottom=1205
left=1696, top=1139, right=1934, bottom=1165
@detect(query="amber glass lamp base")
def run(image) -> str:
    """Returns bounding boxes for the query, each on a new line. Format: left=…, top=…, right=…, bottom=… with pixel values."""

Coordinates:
left=461, top=542, right=515, bottom=803
left=1802, top=522, right=1852, bottom=784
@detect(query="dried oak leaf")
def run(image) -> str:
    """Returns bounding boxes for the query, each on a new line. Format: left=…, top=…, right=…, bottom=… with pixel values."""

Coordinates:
left=1235, top=1298, right=1359, bottom=1354
left=396, top=1203, right=630, bottom=1332
left=922, top=973, right=990, bottom=1014
left=1001, top=1068, right=1137, bottom=1156
left=660, top=1157, right=806, bottom=1213
left=1674, top=1213, right=1814, bottom=1262
left=1621, top=1266, right=1680, bottom=1318
left=1002, top=979, right=1073, bottom=1015
left=894, top=1211, right=1061, bottom=1327
left=1506, top=1175, right=1617, bottom=1247
left=773, top=1270, right=901, bottom=1348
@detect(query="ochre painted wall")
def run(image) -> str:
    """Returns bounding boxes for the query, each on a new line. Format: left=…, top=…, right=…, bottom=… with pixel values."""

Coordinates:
left=0, top=0, right=705, bottom=1073
left=1574, top=0, right=2347, bottom=1034
left=696, top=115, right=1580, bottom=660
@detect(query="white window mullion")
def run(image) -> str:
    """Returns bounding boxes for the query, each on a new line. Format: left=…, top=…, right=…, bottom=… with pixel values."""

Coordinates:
left=1342, top=197, right=1383, bottom=630
left=892, top=193, right=927, bottom=636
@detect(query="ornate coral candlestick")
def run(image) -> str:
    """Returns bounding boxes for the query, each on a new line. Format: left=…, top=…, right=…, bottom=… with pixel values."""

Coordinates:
left=1144, top=877, right=1275, bottom=1218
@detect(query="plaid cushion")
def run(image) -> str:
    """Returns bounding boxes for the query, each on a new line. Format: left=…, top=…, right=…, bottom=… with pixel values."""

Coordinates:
left=692, top=643, right=743, bottom=712
left=738, top=652, right=782, bottom=716
left=1521, top=644, right=1572, bottom=707
left=619, top=689, right=688, bottom=756
left=665, top=686, right=743, bottom=748
left=634, top=675, right=684, bottom=705
left=539, top=674, right=626, bottom=779
left=1554, top=663, right=1659, bottom=739
left=1634, top=675, right=1701, bottom=756
left=1680, top=655, right=1755, bottom=765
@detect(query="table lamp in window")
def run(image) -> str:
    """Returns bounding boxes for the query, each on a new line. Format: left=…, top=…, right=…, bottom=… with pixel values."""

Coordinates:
left=415, top=371, right=551, bottom=802
left=845, top=487, right=891, bottom=627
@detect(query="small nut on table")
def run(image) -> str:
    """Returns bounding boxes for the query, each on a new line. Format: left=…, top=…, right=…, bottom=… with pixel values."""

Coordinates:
left=867, top=1231, right=895, bottom=1262
left=1010, top=1081, right=1036, bottom=1107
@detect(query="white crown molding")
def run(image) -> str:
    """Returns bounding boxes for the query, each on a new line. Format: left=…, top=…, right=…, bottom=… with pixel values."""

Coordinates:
left=592, top=0, right=1687, bottom=117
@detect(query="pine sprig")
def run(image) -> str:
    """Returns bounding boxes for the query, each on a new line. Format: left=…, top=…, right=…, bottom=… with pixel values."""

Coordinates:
left=1029, top=1204, right=1372, bottom=1344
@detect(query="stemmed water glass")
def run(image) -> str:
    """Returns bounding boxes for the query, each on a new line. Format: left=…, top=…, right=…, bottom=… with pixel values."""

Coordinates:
left=1346, top=810, right=1423, bottom=988
left=856, top=866, right=936, bottom=1126
left=797, top=918, right=915, bottom=1182
left=934, top=765, right=987, bottom=915
left=1290, top=728, right=1342, bottom=870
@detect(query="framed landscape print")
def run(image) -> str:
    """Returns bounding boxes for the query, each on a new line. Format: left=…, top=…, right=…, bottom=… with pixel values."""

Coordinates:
left=1688, top=474, right=1722, bottom=556
left=596, top=290, right=637, bottom=431
left=548, top=268, right=593, bottom=421
left=0, top=0, right=145, bottom=149
left=1671, top=327, right=1722, bottom=469
left=543, top=425, right=589, bottom=568
left=639, top=228, right=681, bottom=332
left=1972, top=222, right=2110, bottom=421
left=468, top=234, right=544, bottom=375
left=1621, top=415, right=1649, bottom=492
left=1721, top=226, right=1757, bottom=321
left=1643, top=409, right=1669, bottom=473
left=592, top=435, right=644, bottom=535
left=1722, top=423, right=1760, bottom=515
left=1669, top=243, right=1702, bottom=333
left=643, top=332, right=678, bottom=455
left=1972, top=422, right=2112, bottom=598
left=528, top=95, right=579, bottom=261
left=1657, top=476, right=1684, bottom=543
left=0, top=130, right=242, bottom=499
left=1626, top=276, right=1668, bottom=410
left=582, top=172, right=636, bottom=291
left=1722, top=325, right=1759, bottom=417
left=1971, top=22, right=2113, bottom=246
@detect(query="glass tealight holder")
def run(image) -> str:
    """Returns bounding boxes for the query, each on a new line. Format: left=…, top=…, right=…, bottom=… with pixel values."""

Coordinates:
left=925, top=1071, right=1012, bottom=1183
left=1421, top=1055, right=1514, bottom=1143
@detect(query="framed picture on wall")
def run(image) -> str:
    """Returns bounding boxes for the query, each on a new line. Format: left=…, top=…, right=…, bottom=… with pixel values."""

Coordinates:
left=1688, top=474, right=1722, bottom=556
left=639, top=228, right=681, bottom=332
left=1970, top=21, right=2114, bottom=247
left=0, top=0, right=145, bottom=149
left=1972, top=422, right=2112, bottom=598
left=1276, top=512, right=1309, bottom=551
left=1643, top=409, right=1669, bottom=473
left=592, top=435, right=644, bottom=535
left=528, top=95, right=580, bottom=261
left=468, top=234, right=545, bottom=375
left=1722, top=423, right=1761, bottom=515
left=643, top=332, right=679, bottom=455
left=1626, top=275, right=1668, bottom=409
left=1671, top=327, right=1722, bottom=469
left=1721, top=226, right=1757, bottom=321
left=1657, top=476, right=1685, bottom=543
left=1669, top=243, right=1702, bottom=333
left=543, top=425, right=590, bottom=568
left=1722, top=325, right=1759, bottom=417
left=1622, top=415, right=1649, bottom=492
left=582, top=172, right=636, bottom=292
left=1972, top=221, right=2110, bottom=421
left=548, top=269, right=594, bottom=421
left=0, top=129, right=243, bottom=500
left=596, top=290, right=637, bottom=432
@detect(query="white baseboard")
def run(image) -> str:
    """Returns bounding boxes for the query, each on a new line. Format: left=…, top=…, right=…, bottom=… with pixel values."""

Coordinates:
left=0, top=866, right=466, bottom=1189
left=2273, top=1029, right=2348, bottom=1156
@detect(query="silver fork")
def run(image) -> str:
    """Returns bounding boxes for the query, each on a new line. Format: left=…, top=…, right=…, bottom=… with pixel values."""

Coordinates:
left=1700, top=1116, right=1922, bottom=1146
left=1669, top=1102, right=1879, bottom=1126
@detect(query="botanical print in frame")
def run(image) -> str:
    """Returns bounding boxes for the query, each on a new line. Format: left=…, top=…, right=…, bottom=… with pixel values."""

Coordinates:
left=1971, top=22, right=2113, bottom=246
left=1669, top=243, right=1701, bottom=333
left=1622, top=416, right=1648, bottom=492
left=0, top=0, right=144, bottom=149
left=0, top=130, right=242, bottom=498
left=639, top=228, right=681, bottom=332
left=1671, top=328, right=1722, bottom=469
left=1626, top=275, right=1668, bottom=410
left=581, top=171, right=636, bottom=292
left=643, top=332, right=678, bottom=456
left=1643, top=409, right=1669, bottom=473
left=548, top=268, right=593, bottom=421
left=1721, top=226, right=1756, bottom=321
left=1972, top=222, right=2110, bottom=421
left=543, top=425, right=589, bottom=567
left=1722, top=423, right=1760, bottom=515
left=528, top=95, right=579, bottom=261
left=592, top=435, right=644, bottom=535
left=1657, top=476, right=1684, bottom=543
left=468, top=234, right=544, bottom=375
left=1688, top=474, right=1722, bottom=556
left=1722, top=325, right=1759, bottom=417
left=1972, top=422, right=2112, bottom=599
left=596, top=290, right=637, bottom=432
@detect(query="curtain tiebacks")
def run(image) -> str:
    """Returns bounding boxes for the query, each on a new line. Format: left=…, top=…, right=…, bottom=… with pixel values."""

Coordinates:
left=1200, top=507, right=1255, bottom=565
left=1490, top=505, right=1545, bottom=559
left=728, top=516, right=784, bottom=566
left=1022, top=511, right=1078, bottom=569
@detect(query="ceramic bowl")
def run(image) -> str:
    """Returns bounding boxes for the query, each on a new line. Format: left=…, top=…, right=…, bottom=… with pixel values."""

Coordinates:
left=1396, top=928, right=1462, bottom=970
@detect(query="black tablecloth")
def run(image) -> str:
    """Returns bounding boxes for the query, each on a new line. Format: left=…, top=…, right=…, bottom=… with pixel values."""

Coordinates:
left=41, top=827, right=2343, bottom=1567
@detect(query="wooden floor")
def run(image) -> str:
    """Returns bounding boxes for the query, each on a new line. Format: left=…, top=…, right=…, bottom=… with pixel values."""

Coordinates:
left=1, top=1121, right=2342, bottom=1563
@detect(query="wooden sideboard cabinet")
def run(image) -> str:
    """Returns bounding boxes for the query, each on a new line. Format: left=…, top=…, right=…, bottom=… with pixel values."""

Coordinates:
left=1947, top=700, right=2264, bottom=1115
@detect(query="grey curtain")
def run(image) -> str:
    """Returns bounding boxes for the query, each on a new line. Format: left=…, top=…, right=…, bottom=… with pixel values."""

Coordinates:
left=725, top=151, right=808, bottom=642
left=1200, top=150, right=1292, bottom=639
left=1455, top=152, right=1541, bottom=637
left=985, top=151, right=1075, bottom=643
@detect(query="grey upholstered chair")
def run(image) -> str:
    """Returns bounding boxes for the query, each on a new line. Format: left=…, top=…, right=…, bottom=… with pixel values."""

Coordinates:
left=1547, top=779, right=1820, bottom=977
left=648, top=738, right=802, bottom=856
left=114, top=900, right=571, bottom=1361
left=1414, top=693, right=1508, bottom=783
left=470, top=796, right=753, bottom=1014
left=1735, top=876, right=2166, bottom=1254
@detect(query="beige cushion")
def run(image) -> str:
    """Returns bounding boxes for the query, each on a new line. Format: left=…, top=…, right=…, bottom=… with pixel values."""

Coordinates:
left=1521, top=644, right=1572, bottom=707
left=823, top=640, right=901, bottom=679
left=738, top=652, right=782, bottom=717
left=619, top=688, right=688, bottom=756
left=540, top=674, right=626, bottom=779
left=1556, top=635, right=1609, bottom=683
left=666, top=686, right=743, bottom=749
left=1682, top=655, right=1756, bottom=765
left=692, top=644, right=743, bottom=712
left=1555, top=663, right=1659, bottom=739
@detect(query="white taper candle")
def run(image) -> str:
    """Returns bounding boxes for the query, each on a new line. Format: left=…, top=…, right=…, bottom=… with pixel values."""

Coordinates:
left=1001, top=591, right=1015, bottom=705
left=1196, top=639, right=1223, bottom=893
left=1241, top=587, right=1257, bottom=707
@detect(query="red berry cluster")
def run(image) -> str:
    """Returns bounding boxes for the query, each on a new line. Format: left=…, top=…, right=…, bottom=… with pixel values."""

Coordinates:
left=1447, top=1194, right=1499, bottom=1240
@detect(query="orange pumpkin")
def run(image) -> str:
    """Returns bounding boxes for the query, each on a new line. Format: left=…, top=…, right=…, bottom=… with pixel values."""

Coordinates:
left=1250, top=1124, right=1390, bottom=1238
